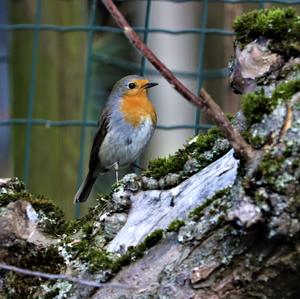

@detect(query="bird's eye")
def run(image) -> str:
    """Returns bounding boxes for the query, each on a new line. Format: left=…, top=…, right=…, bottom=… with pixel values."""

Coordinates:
left=128, top=82, right=136, bottom=89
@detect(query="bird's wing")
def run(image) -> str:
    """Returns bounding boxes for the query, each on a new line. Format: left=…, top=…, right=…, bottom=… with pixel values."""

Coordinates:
left=88, top=107, right=110, bottom=173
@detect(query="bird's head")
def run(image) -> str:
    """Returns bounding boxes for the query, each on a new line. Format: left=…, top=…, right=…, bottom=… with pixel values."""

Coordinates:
left=113, top=75, right=158, bottom=98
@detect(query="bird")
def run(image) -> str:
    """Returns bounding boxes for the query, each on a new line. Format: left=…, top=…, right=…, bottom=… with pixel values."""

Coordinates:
left=74, top=75, right=158, bottom=203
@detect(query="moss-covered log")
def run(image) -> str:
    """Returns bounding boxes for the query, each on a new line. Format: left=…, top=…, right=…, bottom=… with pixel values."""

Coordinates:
left=2, top=7, right=300, bottom=299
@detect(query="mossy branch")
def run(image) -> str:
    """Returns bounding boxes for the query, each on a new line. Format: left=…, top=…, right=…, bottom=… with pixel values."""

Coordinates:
left=101, top=0, right=255, bottom=162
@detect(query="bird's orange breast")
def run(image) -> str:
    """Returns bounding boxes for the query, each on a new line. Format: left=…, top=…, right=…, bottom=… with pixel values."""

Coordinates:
left=120, top=93, right=157, bottom=127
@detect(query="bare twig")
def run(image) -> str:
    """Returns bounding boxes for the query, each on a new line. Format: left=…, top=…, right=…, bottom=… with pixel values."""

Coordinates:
left=101, top=0, right=255, bottom=161
left=278, top=92, right=300, bottom=143
left=0, top=263, right=135, bottom=290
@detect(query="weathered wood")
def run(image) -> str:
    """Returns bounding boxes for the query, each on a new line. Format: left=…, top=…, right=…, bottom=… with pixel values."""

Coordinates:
left=107, top=149, right=238, bottom=252
left=95, top=89, right=300, bottom=297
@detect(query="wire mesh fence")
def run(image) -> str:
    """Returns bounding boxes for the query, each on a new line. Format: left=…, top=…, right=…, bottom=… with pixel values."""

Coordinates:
left=1, top=0, right=300, bottom=218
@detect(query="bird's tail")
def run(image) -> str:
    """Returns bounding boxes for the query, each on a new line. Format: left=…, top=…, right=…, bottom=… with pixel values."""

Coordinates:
left=74, top=172, right=97, bottom=203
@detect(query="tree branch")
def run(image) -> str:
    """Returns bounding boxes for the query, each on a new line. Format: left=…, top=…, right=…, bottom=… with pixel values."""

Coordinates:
left=0, top=263, right=135, bottom=290
left=101, top=0, right=255, bottom=161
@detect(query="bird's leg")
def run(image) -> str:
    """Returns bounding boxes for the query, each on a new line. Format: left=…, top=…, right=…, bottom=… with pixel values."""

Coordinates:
left=113, top=162, right=119, bottom=184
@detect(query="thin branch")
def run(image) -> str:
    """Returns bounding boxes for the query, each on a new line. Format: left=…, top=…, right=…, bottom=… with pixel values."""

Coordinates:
left=0, top=263, right=135, bottom=290
left=101, top=0, right=255, bottom=161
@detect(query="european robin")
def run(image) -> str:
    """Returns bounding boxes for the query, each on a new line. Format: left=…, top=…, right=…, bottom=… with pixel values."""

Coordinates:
left=74, top=75, right=158, bottom=203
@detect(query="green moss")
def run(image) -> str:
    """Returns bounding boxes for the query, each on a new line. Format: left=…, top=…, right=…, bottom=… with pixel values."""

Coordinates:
left=0, top=178, right=25, bottom=193
left=272, top=79, right=300, bottom=101
left=29, top=195, right=66, bottom=235
left=82, top=248, right=115, bottom=273
left=82, top=223, right=94, bottom=236
left=242, top=131, right=267, bottom=149
left=253, top=145, right=300, bottom=201
left=241, top=89, right=277, bottom=126
left=0, top=179, right=28, bottom=207
left=146, top=150, right=188, bottom=179
left=249, top=135, right=266, bottom=149
left=0, top=190, right=29, bottom=207
left=260, top=155, right=284, bottom=175
left=3, top=243, right=65, bottom=299
left=189, top=188, right=231, bottom=221
left=115, top=229, right=164, bottom=268
left=141, top=229, right=164, bottom=248
left=225, top=113, right=234, bottom=122
left=191, top=128, right=223, bottom=155
left=255, top=151, right=297, bottom=194
left=167, top=219, right=185, bottom=232
left=76, top=195, right=108, bottom=224
left=70, top=238, right=117, bottom=273
left=233, top=7, right=300, bottom=56
left=258, top=153, right=285, bottom=188
left=64, top=195, right=109, bottom=236
left=242, top=79, right=300, bottom=126
left=72, top=239, right=90, bottom=252
left=145, top=127, right=225, bottom=180
left=75, top=229, right=164, bottom=274
left=5, top=243, right=64, bottom=273
left=122, top=229, right=164, bottom=262
left=189, top=198, right=214, bottom=221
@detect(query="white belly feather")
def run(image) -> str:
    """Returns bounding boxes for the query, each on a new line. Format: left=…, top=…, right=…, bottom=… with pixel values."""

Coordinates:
left=99, top=117, right=154, bottom=169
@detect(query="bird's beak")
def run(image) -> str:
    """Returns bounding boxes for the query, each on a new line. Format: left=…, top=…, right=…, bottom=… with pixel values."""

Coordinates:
left=143, top=82, right=159, bottom=89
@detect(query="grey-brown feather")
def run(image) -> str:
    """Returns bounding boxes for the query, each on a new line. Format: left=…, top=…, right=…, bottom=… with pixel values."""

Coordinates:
left=89, top=107, right=110, bottom=172
left=74, top=108, right=110, bottom=203
left=73, top=172, right=97, bottom=203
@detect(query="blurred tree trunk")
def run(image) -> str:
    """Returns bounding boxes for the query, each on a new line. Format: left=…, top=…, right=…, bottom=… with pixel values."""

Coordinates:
left=10, top=0, right=87, bottom=218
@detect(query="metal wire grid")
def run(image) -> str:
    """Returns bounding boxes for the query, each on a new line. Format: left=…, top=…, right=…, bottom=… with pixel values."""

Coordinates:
left=0, top=0, right=299, bottom=217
